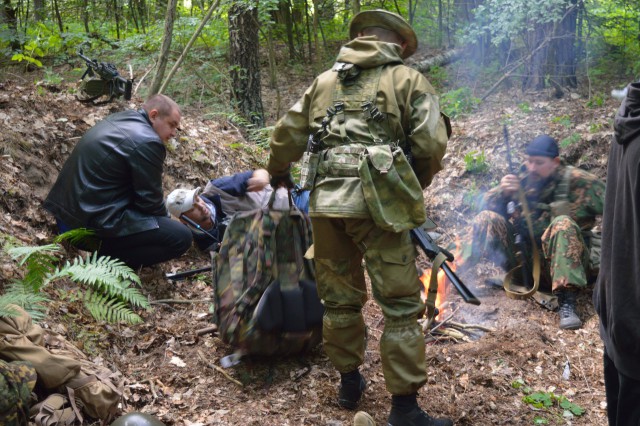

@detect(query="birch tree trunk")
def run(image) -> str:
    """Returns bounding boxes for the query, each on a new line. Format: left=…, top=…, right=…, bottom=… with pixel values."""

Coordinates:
left=149, top=0, right=178, bottom=96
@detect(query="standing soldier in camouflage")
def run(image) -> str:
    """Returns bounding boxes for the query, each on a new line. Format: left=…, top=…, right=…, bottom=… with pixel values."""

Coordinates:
left=458, top=134, right=605, bottom=330
left=0, top=359, right=37, bottom=425
left=267, top=9, right=451, bottom=426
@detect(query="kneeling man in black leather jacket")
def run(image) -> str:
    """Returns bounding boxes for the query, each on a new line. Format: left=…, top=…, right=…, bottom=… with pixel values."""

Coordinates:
left=43, top=94, right=192, bottom=269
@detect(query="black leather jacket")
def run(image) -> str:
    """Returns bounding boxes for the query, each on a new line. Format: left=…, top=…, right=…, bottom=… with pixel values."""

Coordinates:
left=43, top=109, right=168, bottom=238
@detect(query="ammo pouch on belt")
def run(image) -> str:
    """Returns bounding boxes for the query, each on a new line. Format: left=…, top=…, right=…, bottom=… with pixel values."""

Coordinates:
left=299, top=151, right=320, bottom=190
left=358, top=145, right=426, bottom=232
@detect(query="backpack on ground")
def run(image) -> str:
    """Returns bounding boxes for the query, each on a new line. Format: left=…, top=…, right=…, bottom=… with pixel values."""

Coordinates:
left=212, top=191, right=323, bottom=361
left=0, top=305, right=123, bottom=425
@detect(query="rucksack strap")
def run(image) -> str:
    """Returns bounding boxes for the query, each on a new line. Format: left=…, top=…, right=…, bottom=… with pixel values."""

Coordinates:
left=554, top=166, right=573, bottom=203
left=33, top=394, right=80, bottom=426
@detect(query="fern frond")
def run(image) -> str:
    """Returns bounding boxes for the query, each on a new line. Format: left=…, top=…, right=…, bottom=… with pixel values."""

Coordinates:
left=0, top=282, right=50, bottom=321
left=112, top=283, right=150, bottom=309
left=53, top=228, right=97, bottom=246
left=83, top=290, right=143, bottom=324
left=6, top=244, right=60, bottom=266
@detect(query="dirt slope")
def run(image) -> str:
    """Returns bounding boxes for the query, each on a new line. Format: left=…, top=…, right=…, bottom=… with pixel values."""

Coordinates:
left=0, top=69, right=618, bottom=425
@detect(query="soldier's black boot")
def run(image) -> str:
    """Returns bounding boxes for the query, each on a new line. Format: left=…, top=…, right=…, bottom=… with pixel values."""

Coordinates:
left=338, top=370, right=366, bottom=410
left=387, top=394, right=453, bottom=426
left=557, top=288, right=582, bottom=330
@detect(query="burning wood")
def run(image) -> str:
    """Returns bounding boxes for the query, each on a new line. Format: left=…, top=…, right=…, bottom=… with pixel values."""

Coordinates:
left=419, top=261, right=494, bottom=343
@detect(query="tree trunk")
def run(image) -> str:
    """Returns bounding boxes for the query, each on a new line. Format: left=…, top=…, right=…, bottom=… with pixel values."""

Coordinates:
left=523, top=24, right=550, bottom=91
left=552, top=0, right=578, bottom=88
left=112, top=0, right=121, bottom=39
left=159, top=0, right=220, bottom=94
left=1, top=0, right=20, bottom=51
left=33, top=0, right=44, bottom=22
left=82, top=0, right=90, bottom=33
left=228, top=2, right=264, bottom=128
left=52, top=0, right=64, bottom=33
left=149, top=0, right=178, bottom=96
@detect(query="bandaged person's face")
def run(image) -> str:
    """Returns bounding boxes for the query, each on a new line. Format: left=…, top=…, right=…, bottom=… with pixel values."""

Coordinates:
left=183, top=196, right=214, bottom=227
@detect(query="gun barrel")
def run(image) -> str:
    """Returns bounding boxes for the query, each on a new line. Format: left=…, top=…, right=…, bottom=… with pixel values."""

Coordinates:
left=165, top=266, right=212, bottom=281
left=441, top=262, right=481, bottom=305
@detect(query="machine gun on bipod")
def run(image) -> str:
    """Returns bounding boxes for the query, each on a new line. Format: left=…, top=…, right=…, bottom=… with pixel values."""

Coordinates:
left=76, top=49, right=133, bottom=105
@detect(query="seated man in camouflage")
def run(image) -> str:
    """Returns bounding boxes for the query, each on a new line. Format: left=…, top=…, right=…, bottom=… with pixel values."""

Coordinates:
left=458, top=134, right=605, bottom=330
left=167, top=169, right=309, bottom=251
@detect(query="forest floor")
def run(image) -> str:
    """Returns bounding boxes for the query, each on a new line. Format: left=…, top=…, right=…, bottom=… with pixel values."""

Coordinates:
left=0, top=53, right=620, bottom=426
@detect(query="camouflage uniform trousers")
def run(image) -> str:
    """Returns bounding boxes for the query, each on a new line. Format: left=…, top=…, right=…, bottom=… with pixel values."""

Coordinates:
left=0, top=359, right=37, bottom=426
left=311, top=217, right=427, bottom=396
left=459, top=210, right=590, bottom=291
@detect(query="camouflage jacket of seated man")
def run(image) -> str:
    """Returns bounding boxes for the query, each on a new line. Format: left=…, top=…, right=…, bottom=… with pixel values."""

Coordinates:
left=460, top=160, right=605, bottom=291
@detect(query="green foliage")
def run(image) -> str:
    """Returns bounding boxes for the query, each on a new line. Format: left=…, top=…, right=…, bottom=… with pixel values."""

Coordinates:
left=441, top=87, right=480, bottom=118
left=464, top=0, right=566, bottom=47
left=551, top=115, right=571, bottom=128
left=513, top=378, right=586, bottom=422
left=586, top=94, right=605, bottom=108
left=427, top=66, right=448, bottom=90
left=517, top=102, right=531, bottom=113
left=560, top=133, right=581, bottom=148
left=464, top=150, right=489, bottom=174
left=1, top=231, right=149, bottom=324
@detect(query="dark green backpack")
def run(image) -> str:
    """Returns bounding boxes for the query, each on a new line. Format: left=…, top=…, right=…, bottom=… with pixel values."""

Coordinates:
left=212, top=194, right=322, bottom=363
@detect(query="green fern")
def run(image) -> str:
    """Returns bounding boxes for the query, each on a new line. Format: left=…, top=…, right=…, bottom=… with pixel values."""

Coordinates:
left=0, top=282, right=50, bottom=321
left=83, top=290, right=144, bottom=324
left=53, top=228, right=99, bottom=248
left=2, top=237, right=150, bottom=325
left=7, top=244, right=59, bottom=292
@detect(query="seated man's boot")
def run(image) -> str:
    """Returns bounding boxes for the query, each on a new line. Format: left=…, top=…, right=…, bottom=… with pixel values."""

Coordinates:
left=556, top=288, right=582, bottom=330
left=387, top=394, right=453, bottom=426
left=339, top=370, right=366, bottom=410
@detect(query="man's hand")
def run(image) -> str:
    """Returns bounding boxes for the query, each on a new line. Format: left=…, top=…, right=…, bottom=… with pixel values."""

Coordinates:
left=270, top=172, right=295, bottom=189
left=500, top=174, right=521, bottom=197
left=247, top=169, right=270, bottom=192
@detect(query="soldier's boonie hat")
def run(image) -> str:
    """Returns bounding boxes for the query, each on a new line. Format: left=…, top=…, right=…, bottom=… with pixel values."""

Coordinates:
left=526, top=134, right=559, bottom=158
left=349, top=9, right=417, bottom=59
left=166, top=187, right=201, bottom=217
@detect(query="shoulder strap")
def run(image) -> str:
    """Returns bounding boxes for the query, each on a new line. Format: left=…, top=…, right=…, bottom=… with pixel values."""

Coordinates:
left=554, top=166, right=573, bottom=203
left=331, top=64, right=384, bottom=144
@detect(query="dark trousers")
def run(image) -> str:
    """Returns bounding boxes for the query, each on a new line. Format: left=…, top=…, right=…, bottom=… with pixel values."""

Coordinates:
left=97, top=216, right=192, bottom=270
left=604, top=351, right=640, bottom=426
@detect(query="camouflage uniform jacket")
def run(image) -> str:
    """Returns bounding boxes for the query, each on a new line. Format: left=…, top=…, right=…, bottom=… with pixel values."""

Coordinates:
left=267, top=37, right=449, bottom=218
left=482, top=162, right=605, bottom=240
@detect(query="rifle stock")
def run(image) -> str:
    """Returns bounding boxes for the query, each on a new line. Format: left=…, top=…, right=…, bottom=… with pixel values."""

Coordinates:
left=410, top=228, right=480, bottom=305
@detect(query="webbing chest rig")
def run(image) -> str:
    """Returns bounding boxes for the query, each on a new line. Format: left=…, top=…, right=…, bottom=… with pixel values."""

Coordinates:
left=299, top=61, right=401, bottom=190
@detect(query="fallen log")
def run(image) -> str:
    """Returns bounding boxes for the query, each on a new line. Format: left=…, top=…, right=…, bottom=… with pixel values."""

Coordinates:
left=411, top=48, right=464, bottom=74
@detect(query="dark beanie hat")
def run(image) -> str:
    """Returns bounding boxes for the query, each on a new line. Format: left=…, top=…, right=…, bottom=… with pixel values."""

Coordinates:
left=525, top=134, right=559, bottom=158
